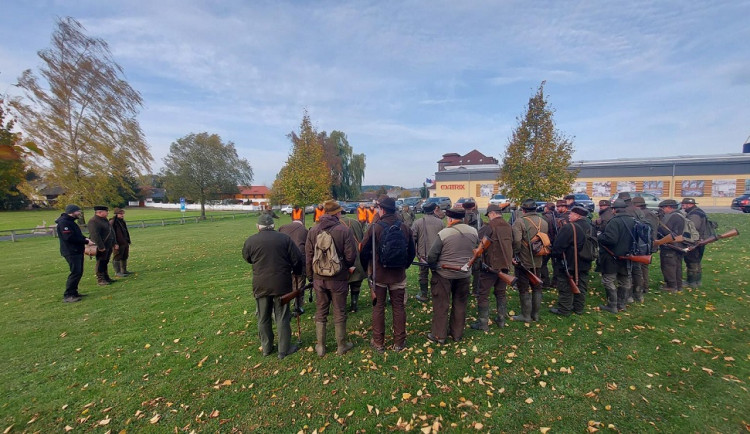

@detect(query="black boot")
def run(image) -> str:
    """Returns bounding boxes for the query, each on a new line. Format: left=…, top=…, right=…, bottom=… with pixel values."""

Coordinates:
left=113, top=260, right=126, bottom=278
left=416, top=283, right=429, bottom=302
left=350, top=290, right=360, bottom=312
left=531, top=291, right=542, bottom=321
left=494, top=297, right=507, bottom=328
left=470, top=306, right=490, bottom=331
left=122, top=259, right=132, bottom=275
left=599, top=287, right=618, bottom=314
left=512, top=292, right=532, bottom=322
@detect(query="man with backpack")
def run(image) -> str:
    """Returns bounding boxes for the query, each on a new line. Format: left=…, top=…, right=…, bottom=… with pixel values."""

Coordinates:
left=305, top=200, right=358, bottom=356
left=597, top=199, right=636, bottom=313
left=632, top=196, right=659, bottom=295
left=360, top=196, right=416, bottom=352
left=511, top=199, right=549, bottom=322
left=411, top=202, right=445, bottom=302
left=682, top=198, right=712, bottom=288
left=426, top=206, right=478, bottom=343
left=618, top=192, right=647, bottom=304
left=657, top=199, right=687, bottom=292
left=549, top=206, right=596, bottom=316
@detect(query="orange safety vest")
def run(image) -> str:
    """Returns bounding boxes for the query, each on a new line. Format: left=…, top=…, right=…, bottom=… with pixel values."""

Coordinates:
left=366, top=208, right=376, bottom=223
left=292, top=208, right=303, bottom=221
left=357, top=207, right=367, bottom=222
left=314, top=207, right=325, bottom=222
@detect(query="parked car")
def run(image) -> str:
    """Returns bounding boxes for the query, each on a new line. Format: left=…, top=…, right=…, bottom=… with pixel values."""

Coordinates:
left=572, top=193, right=595, bottom=213
left=416, top=196, right=451, bottom=213
left=488, top=194, right=511, bottom=211
left=395, top=199, right=404, bottom=208
left=609, top=192, right=661, bottom=210
left=280, top=205, right=293, bottom=215
left=454, top=197, right=474, bottom=207
left=305, top=205, right=316, bottom=214
left=402, top=197, right=423, bottom=211
left=731, top=194, right=750, bottom=213
left=341, top=202, right=358, bottom=214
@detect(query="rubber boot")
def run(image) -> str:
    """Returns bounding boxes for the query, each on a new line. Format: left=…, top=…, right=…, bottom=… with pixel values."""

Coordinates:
left=511, top=292, right=532, bottom=322
left=599, top=287, right=618, bottom=314
left=122, top=259, right=132, bottom=275
left=96, top=273, right=109, bottom=286
left=416, top=283, right=429, bottom=303
left=470, top=306, right=490, bottom=331
left=531, top=291, right=542, bottom=321
left=113, top=260, right=126, bottom=278
left=350, top=290, right=360, bottom=312
left=494, top=298, right=507, bottom=328
left=335, top=323, right=354, bottom=355
left=315, top=322, right=326, bottom=357
left=694, top=272, right=702, bottom=288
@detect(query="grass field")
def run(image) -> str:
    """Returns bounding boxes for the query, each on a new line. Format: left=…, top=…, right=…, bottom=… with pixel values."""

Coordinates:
left=0, top=212, right=748, bottom=432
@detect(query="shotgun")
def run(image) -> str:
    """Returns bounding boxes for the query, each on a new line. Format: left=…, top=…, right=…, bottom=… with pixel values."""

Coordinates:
left=683, top=228, right=739, bottom=253
left=280, top=282, right=314, bottom=306
left=479, top=263, right=517, bottom=286
left=652, top=233, right=682, bottom=247
left=561, top=257, right=581, bottom=294
left=461, top=236, right=491, bottom=271
left=512, top=257, right=543, bottom=287
left=601, top=245, right=652, bottom=264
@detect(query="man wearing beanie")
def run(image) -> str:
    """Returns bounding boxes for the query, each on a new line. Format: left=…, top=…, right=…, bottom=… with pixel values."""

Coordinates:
left=511, top=199, right=549, bottom=322
left=243, top=213, right=304, bottom=359
left=305, top=200, right=358, bottom=356
left=55, top=205, right=93, bottom=302
left=87, top=206, right=116, bottom=286
left=109, top=208, right=132, bottom=277
left=411, top=201, right=444, bottom=302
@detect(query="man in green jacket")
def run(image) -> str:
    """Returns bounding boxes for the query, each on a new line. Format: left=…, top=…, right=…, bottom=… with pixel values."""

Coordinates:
left=87, top=206, right=116, bottom=286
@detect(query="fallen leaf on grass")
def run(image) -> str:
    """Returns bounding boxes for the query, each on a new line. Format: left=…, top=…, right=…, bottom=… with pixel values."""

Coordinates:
left=197, top=356, right=209, bottom=367
left=702, top=367, right=714, bottom=375
left=149, top=414, right=161, bottom=424
left=210, top=410, right=219, bottom=418
left=540, top=428, right=551, bottom=433
left=98, top=417, right=111, bottom=425
left=525, top=398, right=534, bottom=404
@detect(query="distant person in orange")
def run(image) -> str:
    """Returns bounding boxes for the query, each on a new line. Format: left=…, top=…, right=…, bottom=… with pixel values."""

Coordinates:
left=366, top=203, right=376, bottom=224
left=291, top=205, right=303, bottom=223
left=314, top=203, right=325, bottom=223
left=357, top=203, right=368, bottom=224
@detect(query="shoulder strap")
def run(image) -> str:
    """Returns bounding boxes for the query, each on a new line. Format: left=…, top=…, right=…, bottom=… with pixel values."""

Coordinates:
left=571, top=221, right=579, bottom=284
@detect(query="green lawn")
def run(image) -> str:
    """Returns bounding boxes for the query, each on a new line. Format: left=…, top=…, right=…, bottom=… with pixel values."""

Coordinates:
left=0, top=213, right=747, bottom=432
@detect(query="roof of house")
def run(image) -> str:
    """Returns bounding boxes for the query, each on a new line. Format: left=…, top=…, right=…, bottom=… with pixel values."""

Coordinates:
left=238, top=185, right=269, bottom=195
left=437, top=150, right=498, bottom=166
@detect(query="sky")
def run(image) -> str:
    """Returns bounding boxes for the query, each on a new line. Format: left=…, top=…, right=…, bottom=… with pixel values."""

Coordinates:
left=2, top=0, right=749, bottom=188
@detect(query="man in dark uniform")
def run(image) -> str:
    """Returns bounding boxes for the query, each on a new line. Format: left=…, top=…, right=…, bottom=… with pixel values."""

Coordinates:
left=55, top=204, right=92, bottom=302
left=682, top=198, right=710, bottom=288
left=87, top=205, right=116, bottom=286
left=411, top=202, right=444, bottom=302
left=462, top=199, right=482, bottom=296
left=279, top=209, right=309, bottom=315
left=306, top=200, right=358, bottom=356
left=360, top=196, right=416, bottom=352
left=470, top=204, right=513, bottom=330
left=426, top=206, right=477, bottom=343
left=657, top=199, right=685, bottom=292
left=511, top=199, right=549, bottom=322
left=632, top=196, right=659, bottom=296
left=549, top=206, right=594, bottom=316
left=540, top=202, right=557, bottom=288
left=594, top=200, right=614, bottom=234
left=617, top=192, right=646, bottom=304
left=109, top=208, right=132, bottom=277
left=597, top=199, right=635, bottom=313
left=564, top=194, right=576, bottom=209
left=243, top=213, right=304, bottom=359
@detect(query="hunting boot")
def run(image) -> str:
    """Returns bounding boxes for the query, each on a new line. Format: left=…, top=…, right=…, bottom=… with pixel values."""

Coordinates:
left=511, top=292, right=532, bottom=322
left=121, top=259, right=133, bottom=275
left=96, top=273, right=109, bottom=286
left=334, top=323, right=354, bottom=355
left=315, top=322, right=326, bottom=357
left=599, top=288, right=618, bottom=314
left=416, top=283, right=429, bottom=303
left=694, top=272, right=702, bottom=288
left=350, top=290, right=360, bottom=312
left=470, top=306, right=490, bottom=332
left=104, top=271, right=116, bottom=283
left=113, top=260, right=126, bottom=278
left=531, top=291, right=543, bottom=321
left=494, top=297, right=507, bottom=328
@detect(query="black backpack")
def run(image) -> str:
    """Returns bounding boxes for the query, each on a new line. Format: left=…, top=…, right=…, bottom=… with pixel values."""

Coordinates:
left=629, top=219, right=653, bottom=256
left=378, top=220, right=409, bottom=268
left=577, top=222, right=599, bottom=262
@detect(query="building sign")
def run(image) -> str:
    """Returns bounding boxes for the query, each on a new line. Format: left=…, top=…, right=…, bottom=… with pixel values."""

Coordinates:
left=643, top=180, right=663, bottom=196
left=440, top=184, right=466, bottom=190
left=681, top=180, right=704, bottom=197
left=592, top=181, right=611, bottom=197
left=617, top=181, right=636, bottom=193
left=480, top=184, right=494, bottom=197
left=712, top=179, right=736, bottom=197
left=572, top=181, right=587, bottom=194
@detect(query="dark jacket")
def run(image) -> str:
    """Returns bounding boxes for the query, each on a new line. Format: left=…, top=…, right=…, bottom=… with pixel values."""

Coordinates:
left=278, top=220, right=308, bottom=269
left=340, top=217, right=367, bottom=283
left=360, top=213, right=416, bottom=285
left=109, top=217, right=131, bottom=246
left=306, top=214, right=358, bottom=281
left=478, top=216, right=513, bottom=271
left=242, top=228, right=303, bottom=298
left=659, top=211, right=687, bottom=251
left=87, top=215, right=115, bottom=249
left=594, top=207, right=614, bottom=234
left=598, top=213, right=635, bottom=257
left=686, top=207, right=710, bottom=239
left=552, top=218, right=593, bottom=273
left=55, top=213, right=88, bottom=257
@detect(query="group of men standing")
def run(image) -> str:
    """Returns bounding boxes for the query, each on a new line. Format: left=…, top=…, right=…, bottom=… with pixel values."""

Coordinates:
left=56, top=205, right=133, bottom=303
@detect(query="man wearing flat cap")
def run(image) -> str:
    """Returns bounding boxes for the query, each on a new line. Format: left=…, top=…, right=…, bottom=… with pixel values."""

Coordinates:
left=55, top=204, right=93, bottom=302
left=597, top=199, right=635, bottom=313
left=681, top=198, right=711, bottom=288
left=426, top=206, right=478, bottom=343
left=243, top=213, right=304, bottom=359
left=411, top=201, right=445, bottom=302
left=550, top=206, right=595, bottom=316
left=360, top=196, right=416, bottom=352
left=87, top=206, right=116, bottom=286
left=657, top=199, right=685, bottom=292
left=306, top=200, right=358, bottom=356
left=511, top=199, right=549, bottom=322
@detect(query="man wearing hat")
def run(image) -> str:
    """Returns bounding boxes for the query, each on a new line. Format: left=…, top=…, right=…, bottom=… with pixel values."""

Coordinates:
left=597, top=199, right=636, bottom=313
left=657, top=199, right=685, bottom=292
left=617, top=192, right=646, bottom=304
left=411, top=201, right=445, bottom=302
left=511, top=199, right=549, bottom=322
left=360, top=196, right=416, bottom=352
left=540, top=202, right=558, bottom=288
left=470, top=204, right=513, bottom=330
left=550, top=206, right=595, bottom=316
left=109, top=208, right=132, bottom=277
left=305, top=200, right=358, bottom=356
left=594, top=200, right=614, bottom=234
left=55, top=205, right=93, bottom=302
left=681, top=198, right=710, bottom=287
left=632, top=196, right=659, bottom=295
left=426, top=206, right=478, bottom=343
left=564, top=194, right=576, bottom=208
left=243, top=213, right=304, bottom=359
left=279, top=205, right=310, bottom=315
left=87, top=206, right=117, bottom=286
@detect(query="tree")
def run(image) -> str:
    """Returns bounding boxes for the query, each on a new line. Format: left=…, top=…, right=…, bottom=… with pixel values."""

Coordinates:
left=12, top=17, right=152, bottom=208
left=271, top=111, right=332, bottom=211
left=162, top=132, right=253, bottom=219
left=499, top=81, right=577, bottom=203
left=323, top=131, right=366, bottom=200
left=0, top=102, right=31, bottom=209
